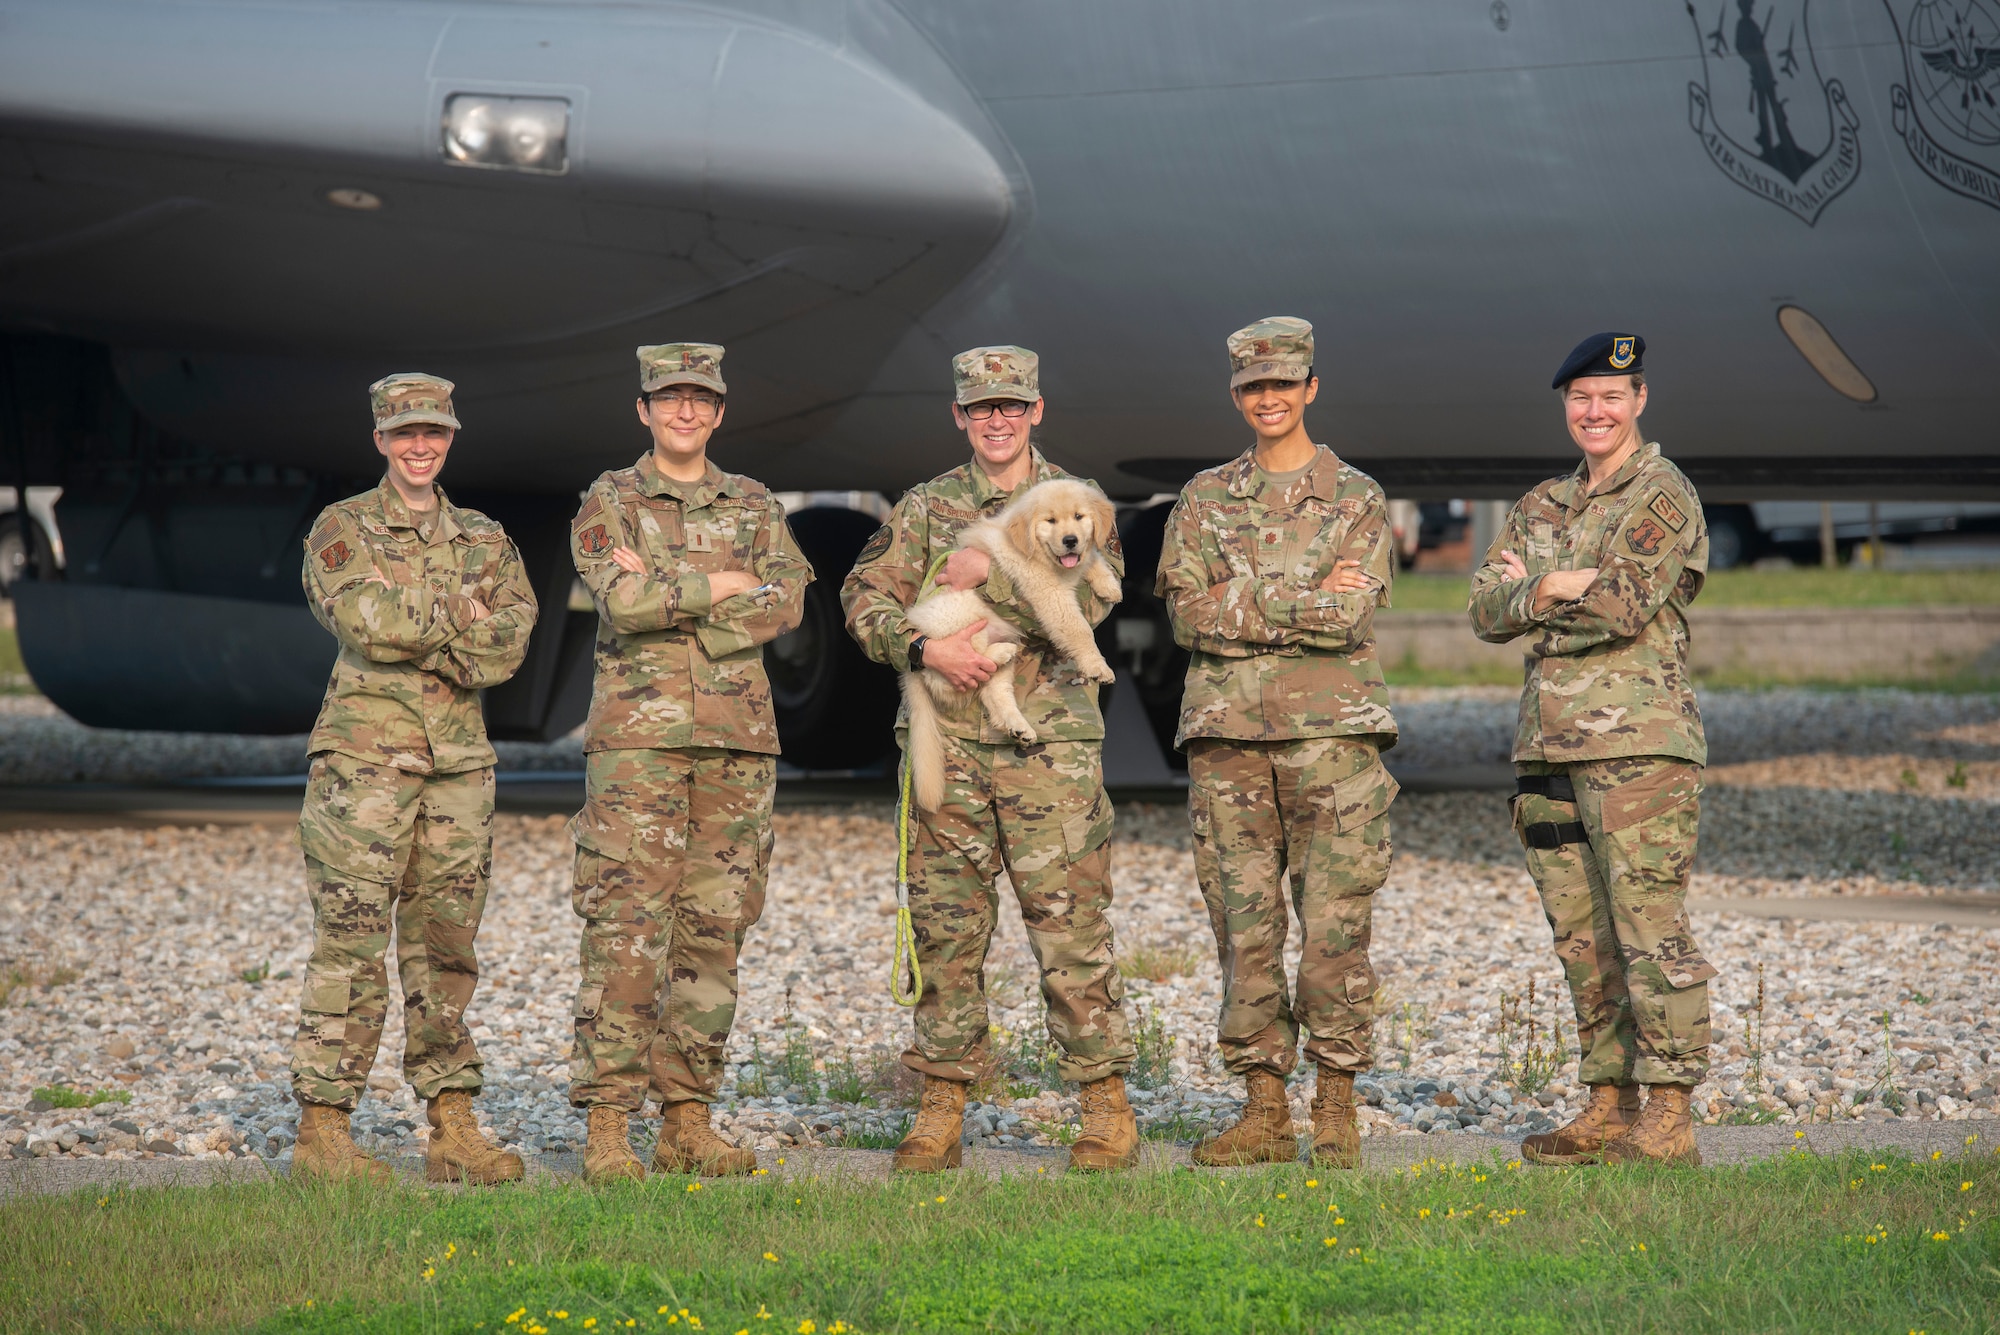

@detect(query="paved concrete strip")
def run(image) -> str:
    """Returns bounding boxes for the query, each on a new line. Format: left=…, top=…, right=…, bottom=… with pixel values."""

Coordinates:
left=5, top=1122, right=1992, bottom=1198
left=1690, top=895, right=2000, bottom=927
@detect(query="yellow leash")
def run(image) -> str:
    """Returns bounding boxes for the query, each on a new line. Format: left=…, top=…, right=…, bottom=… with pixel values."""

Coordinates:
left=890, top=549, right=951, bottom=1008
left=889, top=751, right=923, bottom=1006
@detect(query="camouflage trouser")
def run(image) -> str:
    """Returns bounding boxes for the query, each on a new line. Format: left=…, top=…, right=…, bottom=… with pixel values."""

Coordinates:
left=1514, top=756, right=1712, bottom=1087
left=290, top=752, right=495, bottom=1110
left=904, top=734, right=1134, bottom=1084
left=1187, top=736, right=1398, bottom=1078
left=568, top=747, right=775, bottom=1111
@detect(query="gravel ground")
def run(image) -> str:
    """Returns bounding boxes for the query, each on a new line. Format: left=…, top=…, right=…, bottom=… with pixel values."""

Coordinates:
left=2, top=687, right=1997, bottom=1170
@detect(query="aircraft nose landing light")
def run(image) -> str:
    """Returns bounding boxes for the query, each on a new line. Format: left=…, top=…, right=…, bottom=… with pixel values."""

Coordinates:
left=442, top=94, right=570, bottom=175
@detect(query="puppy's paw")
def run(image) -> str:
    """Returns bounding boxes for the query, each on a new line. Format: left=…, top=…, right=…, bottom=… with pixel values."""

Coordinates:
left=1009, top=723, right=1038, bottom=745
left=1080, top=656, right=1117, bottom=685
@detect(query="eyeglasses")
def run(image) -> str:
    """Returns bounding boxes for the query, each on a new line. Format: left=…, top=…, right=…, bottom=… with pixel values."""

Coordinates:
left=648, top=390, right=722, bottom=416
left=960, top=400, right=1031, bottom=420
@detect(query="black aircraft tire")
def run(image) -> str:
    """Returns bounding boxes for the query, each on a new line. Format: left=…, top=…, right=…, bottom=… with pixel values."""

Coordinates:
left=768, top=506, right=900, bottom=772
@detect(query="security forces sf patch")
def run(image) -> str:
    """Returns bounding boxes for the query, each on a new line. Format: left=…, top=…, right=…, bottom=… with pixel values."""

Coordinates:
left=856, top=525, right=892, bottom=565
left=578, top=524, right=613, bottom=557
left=1647, top=490, right=1690, bottom=532
left=1624, top=517, right=1668, bottom=557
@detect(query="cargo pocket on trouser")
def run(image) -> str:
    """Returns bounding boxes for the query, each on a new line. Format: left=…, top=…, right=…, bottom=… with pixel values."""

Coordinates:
left=1326, top=754, right=1397, bottom=894
left=1061, top=786, right=1114, bottom=863
left=566, top=803, right=636, bottom=921
left=291, top=964, right=358, bottom=1105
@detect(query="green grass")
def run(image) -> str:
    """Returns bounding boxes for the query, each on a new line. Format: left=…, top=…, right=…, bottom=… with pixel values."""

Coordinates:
left=3, top=1149, right=1995, bottom=1333
left=29, top=1085, right=131, bottom=1110
left=1390, top=566, right=2000, bottom=614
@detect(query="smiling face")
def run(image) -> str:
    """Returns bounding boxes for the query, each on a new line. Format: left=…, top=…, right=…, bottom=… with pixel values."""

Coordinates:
left=1232, top=376, right=1317, bottom=442
left=1563, top=374, right=1647, bottom=467
left=953, top=396, right=1043, bottom=475
left=637, top=388, right=726, bottom=476
left=373, top=423, right=454, bottom=499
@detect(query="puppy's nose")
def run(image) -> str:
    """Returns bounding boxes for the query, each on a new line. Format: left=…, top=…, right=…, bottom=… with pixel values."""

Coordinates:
left=1063, top=534, right=1078, bottom=549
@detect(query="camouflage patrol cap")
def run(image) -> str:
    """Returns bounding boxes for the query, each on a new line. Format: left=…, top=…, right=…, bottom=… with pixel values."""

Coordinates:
left=638, top=343, right=726, bottom=395
left=369, top=372, right=460, bottom=432
left=1226, top=317, right=1315, bottom=389
left=951, top=345, right=1040, bottom=405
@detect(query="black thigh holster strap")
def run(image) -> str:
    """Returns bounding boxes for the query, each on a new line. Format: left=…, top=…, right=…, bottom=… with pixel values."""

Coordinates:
left=1515, top=774, right=1578, bottom=803
left=1522, top=820, right=1589, bottom=850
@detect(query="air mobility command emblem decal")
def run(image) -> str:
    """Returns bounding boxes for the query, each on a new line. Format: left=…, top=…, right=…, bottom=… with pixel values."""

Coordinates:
left=1884, top=0, right=2000, bottom=213
left=1648, top=490, right=1690, bottom=532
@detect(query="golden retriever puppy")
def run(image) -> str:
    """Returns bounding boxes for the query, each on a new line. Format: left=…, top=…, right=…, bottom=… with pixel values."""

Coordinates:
left=902, top=478, right=1122, bottom=809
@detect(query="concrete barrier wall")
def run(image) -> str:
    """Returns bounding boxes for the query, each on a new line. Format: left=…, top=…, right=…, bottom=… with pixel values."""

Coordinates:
left=1373, top=605, right=2000, bottom=681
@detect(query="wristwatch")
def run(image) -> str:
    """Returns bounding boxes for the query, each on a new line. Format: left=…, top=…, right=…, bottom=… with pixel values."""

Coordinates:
left=909, top=635, right=929, bottom=670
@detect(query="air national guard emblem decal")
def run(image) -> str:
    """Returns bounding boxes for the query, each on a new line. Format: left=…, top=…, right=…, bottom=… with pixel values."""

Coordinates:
left=1686, top=0, right=1862, bottom=225
left=1609, top=336, right=1638, bottom=369
left=1884, top=1, right=2000, bottom=212
left=578, top=524, right=612, bottom=557
left=317, top=540, right=353, bottom=572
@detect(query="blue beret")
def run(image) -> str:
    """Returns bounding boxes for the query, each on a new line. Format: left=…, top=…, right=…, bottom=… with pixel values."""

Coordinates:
left=1552, top=332, right=1645, bottom=389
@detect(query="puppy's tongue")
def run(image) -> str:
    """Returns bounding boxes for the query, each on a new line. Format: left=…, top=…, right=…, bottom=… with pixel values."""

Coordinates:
left=1061, top=553, right=1081, bottom=568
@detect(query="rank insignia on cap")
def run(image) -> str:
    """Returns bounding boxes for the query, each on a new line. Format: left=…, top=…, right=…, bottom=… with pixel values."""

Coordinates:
left=1609, top=337, right=1637, bottom=370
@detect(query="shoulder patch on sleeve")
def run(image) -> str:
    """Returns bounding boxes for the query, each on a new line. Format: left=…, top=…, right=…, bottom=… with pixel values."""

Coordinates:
left=1622, top=516, right=1668, bottom=558
left=309, top=511, right=362, bottom=576
left=1646, top=489, right=1689, bottom=533
left=856, top=524, right=892, bottom=566
left=572, top=491, right=604, bottom=531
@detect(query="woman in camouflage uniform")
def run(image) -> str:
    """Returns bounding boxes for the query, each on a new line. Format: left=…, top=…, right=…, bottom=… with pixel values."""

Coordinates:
left=291, top=373, right=537, bottom=1185
left=1469, top=333, right=1713, bottom=1167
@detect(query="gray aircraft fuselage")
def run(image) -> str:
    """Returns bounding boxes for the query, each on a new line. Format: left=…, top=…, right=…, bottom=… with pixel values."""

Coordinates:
left=4, top=0, right=1997, bottom=502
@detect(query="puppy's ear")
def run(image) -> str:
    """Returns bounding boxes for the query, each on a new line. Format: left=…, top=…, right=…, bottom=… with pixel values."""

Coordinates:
left=1086, top=491, right=1116, bottom=552
left=1004, top=502, right=1037, bottom=558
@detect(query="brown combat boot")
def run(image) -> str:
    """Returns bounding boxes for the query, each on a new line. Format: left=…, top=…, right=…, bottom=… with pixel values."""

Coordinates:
left=292, top=1103, right=396, bottom=1184
left=653, top=1099, right=758, bottom=1177
left=893, top=1075, right=968, bottom=1173
left=582, top=1105, right=646, bottom=1184
left=1599, top=1085, right=1702, bottom=1167
left=1191, top=1069, right=1297, bottom=1167
left=1068, top=1075, right=1140, bottom=1172
left=1521, top=1084, right=1643, bottom=1165
left=425, top=1091, right=524, bottom=1185
left=1309, top=1068, right=1361, bottom=1170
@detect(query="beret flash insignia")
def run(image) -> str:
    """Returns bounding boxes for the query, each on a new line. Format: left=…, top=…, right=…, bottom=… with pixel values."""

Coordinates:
left=1647, top=490, right=1689, bottom=533
left=1609, top=336, right=1637, bottom=369
left=578, top=524, right=612, bottom=557
left=1624, top=517, right=1667, bottom=557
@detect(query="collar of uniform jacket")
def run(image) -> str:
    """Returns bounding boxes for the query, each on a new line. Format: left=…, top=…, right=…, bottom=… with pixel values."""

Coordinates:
left=633, top=450, right=744, bottom=509
left=1551, top=441, right=1662, bottom=510
left=373, top=477, right=464, bottom=544
left=966, top=446, right=1065, bottom=512
left=1220, top=443, right=1348, bottom=504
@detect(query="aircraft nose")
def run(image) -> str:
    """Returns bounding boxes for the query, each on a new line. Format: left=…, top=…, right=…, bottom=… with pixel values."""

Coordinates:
left=583, top=19, right=1012, bottom=238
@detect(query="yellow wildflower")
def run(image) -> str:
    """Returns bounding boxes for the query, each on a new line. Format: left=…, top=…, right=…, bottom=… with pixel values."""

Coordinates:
left=583, top=1322, right=597, bottom=1330
left=1306, top=1179, right=1319, bottom=1188
left=1323, top=1236, right=1337, bottom=1247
